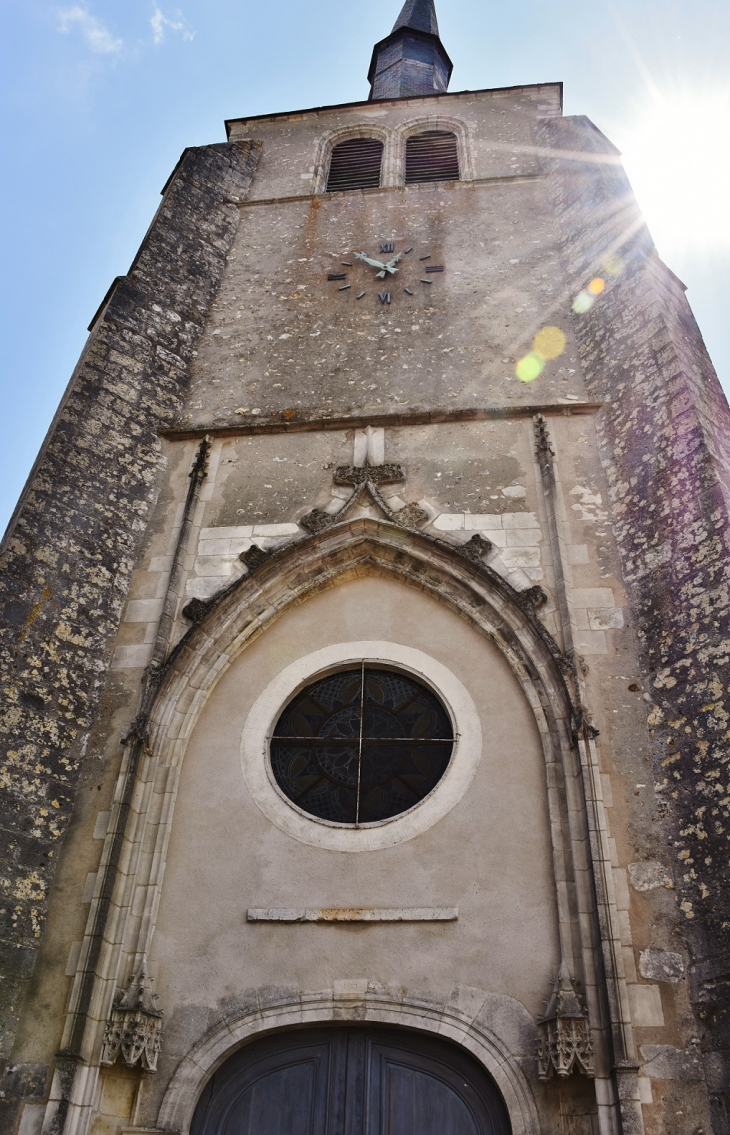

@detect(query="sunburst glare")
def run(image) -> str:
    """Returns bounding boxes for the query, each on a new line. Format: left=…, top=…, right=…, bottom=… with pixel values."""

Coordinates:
left=616, top=87, right=730, bottom=257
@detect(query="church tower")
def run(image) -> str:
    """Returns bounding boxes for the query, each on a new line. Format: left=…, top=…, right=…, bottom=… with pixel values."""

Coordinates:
left=1, top=4, right=729, bottom=1135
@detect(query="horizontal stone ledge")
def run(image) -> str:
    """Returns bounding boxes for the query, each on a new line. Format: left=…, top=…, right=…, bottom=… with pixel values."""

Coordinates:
left=231, top=174, right=548, bottom=209
left=161, top=401, right=602, bottom=441
left=247, top=907, right=458, bottom=923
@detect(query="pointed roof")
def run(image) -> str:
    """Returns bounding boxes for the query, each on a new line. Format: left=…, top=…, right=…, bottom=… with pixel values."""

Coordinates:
left=391, top=0, right=440, bottom=37
left=368, top=0, right=452, bottom=100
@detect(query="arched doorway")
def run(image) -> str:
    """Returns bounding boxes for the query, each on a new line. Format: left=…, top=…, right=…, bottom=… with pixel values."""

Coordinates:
left=190, top=1025, right=512, bottom=1135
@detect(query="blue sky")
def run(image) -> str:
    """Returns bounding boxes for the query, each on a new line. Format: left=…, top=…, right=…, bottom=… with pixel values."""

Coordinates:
left=1, top=0, right=729, bottom=533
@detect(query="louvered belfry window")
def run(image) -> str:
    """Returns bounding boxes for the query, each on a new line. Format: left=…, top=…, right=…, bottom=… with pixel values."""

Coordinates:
left=405, top=130, right=460, bottom=184
left=326, top=138, right=384, bottom=192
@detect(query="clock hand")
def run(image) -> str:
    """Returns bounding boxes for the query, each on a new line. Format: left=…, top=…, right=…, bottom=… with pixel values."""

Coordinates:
left=354, top=251, right=388, bottom=272
left=383, top=252, right=404, bottom=274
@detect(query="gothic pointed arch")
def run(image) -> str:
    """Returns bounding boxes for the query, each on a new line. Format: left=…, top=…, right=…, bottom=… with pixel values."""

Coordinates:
left=142, top=517, right=586, bottom=972
left=64, top=517, right=607, bottom=1110
left=153, top=517, right=574, bottom=760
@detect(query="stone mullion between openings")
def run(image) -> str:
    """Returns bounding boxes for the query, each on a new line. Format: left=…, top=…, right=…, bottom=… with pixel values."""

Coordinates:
left=356, top=661, right=365, bottom=825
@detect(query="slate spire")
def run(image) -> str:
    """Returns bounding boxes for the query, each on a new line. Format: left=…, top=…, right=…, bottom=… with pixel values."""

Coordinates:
left=368, top=0, right=452, bottom=101
left=391, top=0, right=440, bottom=37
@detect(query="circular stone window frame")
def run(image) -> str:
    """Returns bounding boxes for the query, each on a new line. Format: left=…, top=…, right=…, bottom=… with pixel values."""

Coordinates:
left=241, top=640, right=482, bottom=851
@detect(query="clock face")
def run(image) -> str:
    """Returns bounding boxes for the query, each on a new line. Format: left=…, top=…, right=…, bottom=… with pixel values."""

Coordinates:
left=327, top=241, right=444, bottom=304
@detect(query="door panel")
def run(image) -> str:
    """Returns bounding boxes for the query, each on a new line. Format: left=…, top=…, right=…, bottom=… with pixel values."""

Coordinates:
left=382, top=1064, right=480, bottom=1135
left=366, top=1031, right=509, bottom=1135
left=191, top=1033, right=334, bottom=1135
left=191, top=1025, right=511, bottom=1135
left=244, top=1060, right=321, bottom=1135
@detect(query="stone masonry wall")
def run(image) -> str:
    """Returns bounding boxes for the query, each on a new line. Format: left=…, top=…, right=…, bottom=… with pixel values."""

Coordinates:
left=536, top=114, right=730, bottom=1133
left=0, top=140, right=260, bottom=1131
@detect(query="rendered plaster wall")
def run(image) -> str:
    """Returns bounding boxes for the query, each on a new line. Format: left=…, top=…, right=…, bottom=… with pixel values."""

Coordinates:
left=142, top=574, right=560, bottom=1101
left=0, top=140, right=260, bottom=1130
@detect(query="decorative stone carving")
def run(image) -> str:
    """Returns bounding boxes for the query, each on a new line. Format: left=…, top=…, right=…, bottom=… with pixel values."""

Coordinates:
left=518, top=585, right=549, bottom=611
left=100, top=969, right=162, bottom=1074
left=537, top=963, right=594, bottom=1081
left=182, top=597, right=212, bottom=624
left=334, top=463, right=405, bottom=486
left=239, top=544, right=271, bottom=572
left=533, top=413, right=555, bottom=460
left=392, top=502, right=429, bottom=529
left=300, top=461, right=427, bottom=534
left=300, top=508, right=335, bottom=535
left=248, top=480, right=425, bottom=545
left=458, top=533, right=494, bottom=563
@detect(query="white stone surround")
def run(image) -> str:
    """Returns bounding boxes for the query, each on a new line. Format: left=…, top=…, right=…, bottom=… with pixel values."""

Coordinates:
left=241, top=640, right=482, bottom=851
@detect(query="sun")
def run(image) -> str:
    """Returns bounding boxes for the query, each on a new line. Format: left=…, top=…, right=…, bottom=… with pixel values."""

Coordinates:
left=615, top=88, right=730, bottom=257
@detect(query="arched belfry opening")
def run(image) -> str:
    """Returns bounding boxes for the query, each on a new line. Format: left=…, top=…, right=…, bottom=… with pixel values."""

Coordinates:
left=405, top=129, right=460, bottom=182
left=326, top=137, right=384, bottom=192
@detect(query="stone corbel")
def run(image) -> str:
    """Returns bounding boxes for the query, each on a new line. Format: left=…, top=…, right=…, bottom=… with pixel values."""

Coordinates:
left=100, top=968, right=162, bottom=1074
left=537, top=963, right=594, bottom=1081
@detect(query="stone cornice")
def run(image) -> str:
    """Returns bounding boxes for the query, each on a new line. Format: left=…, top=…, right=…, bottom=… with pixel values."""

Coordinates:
left=161, top=401, right=601, bottom=441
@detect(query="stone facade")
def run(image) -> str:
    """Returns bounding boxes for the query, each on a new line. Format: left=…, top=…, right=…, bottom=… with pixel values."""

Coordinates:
left=536, top=114, right=730, bottom=1130
left=0, top=38, right=727, bottom=1135
left=0, top=140, right=261, bottom=1133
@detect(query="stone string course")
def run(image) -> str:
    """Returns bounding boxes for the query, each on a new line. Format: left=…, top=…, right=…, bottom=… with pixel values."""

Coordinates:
left=0, top=140, right=260, bottom=1127
left=536, top=114, right=730, bottom=1132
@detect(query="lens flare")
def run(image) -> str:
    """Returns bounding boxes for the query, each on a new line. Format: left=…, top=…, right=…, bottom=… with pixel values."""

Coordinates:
left=533, top=326, right=567, bottom=360
left=515, top=325, right=567, bottom=382
left=516, top=353, right=545, bottom=383
left=588, top=278, right=605, bottom=295
left=572, top=291, right=594, bottom=314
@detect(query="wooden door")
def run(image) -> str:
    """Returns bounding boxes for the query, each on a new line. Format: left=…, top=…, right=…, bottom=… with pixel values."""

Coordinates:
left=191, top=1026, right=511, bottom=1135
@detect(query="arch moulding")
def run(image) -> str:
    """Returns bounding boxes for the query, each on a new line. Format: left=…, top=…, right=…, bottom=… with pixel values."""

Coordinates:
left=311, top=124, right=392, bottom=193
left=394, top=114, right=474, bottom=182
left=152, top=517, right=573, bottom=764
left=57, top=518, right=635, bottom=1135
left=155, top=987, right=541, bottom=1135
left=140, top=518, right=582, bottom=986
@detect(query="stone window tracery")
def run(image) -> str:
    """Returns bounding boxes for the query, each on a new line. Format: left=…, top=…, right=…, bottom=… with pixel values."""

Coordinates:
left=270, top=663, right=454, bottom=824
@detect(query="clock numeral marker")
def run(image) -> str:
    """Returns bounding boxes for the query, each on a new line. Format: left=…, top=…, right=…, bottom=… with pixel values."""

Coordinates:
left=328, top=273, right=347, bottom=281
left=419, top=254, right=431, bottom=261
left=341, top=261, right=353, bottom=266
left=380, top=242, right=395, bottom=253
left=404, top=247, right=413, bottom=254
left=356, top=292, right=366, bottom=300
left=425, top=265, right=444, bottom=273
left=420, top=279, right=433, bottom=285
left=379, top=293, right=392, bottom=304
left=404, top=288, right=414, bottom=295
left=339, top=285, right=351, bottom=291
